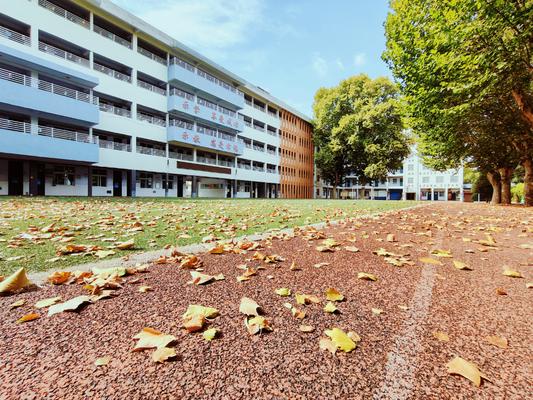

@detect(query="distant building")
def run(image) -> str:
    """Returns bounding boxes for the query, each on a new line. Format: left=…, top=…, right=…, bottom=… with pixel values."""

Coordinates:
left=316, top=145, right=464, bottom=201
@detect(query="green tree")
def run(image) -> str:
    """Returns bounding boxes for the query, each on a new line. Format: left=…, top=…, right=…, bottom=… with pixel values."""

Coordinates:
left=313, top=74, right=409, bottom=198
left=383, top=0, right=533, bottom=206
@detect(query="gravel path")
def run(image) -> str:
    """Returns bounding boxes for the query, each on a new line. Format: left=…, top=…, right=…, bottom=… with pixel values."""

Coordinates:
left=0, top=203, right=531, bottom=400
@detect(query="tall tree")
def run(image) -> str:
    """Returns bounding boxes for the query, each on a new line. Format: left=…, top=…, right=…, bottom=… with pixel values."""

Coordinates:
left=383, top=0, right=533, bottom=205
left=313, top=74, right=409, bottom=197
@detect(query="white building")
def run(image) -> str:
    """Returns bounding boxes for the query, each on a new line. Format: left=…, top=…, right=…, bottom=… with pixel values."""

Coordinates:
left=316, top=146, right=464, bottom=201
left=0, top=0, right=314, bottom=198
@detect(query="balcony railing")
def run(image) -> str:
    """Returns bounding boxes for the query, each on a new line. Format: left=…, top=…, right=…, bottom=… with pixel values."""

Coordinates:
left=137, top=146, right=166, bottom=157
left=168, top=151, right=193, bottom=161
left=169, top=118, right=194, bottom=131
left=252, top=166, right=264, bottom=172
left=267, top=149, right=276, bottom=155
left=138, top=47, right=167, bottom=65
left=245, top=99, right=252, bottom=106
left=170, top=57, right=243, bottom=98
left=137, top=79, right=166, bottom=96
left=93, top=25, right=132, bottom=48
left=198, top=97, right=217, bottom=111
left=170, top=87, right=194, bottom=102
left=196, top=156, right=217, bottom=165
left=268, top=110, right=278, bottom=118
left=98, top=138, right=131, bottom=152
left=244, top=121, right=252, bottom=128
left=218, top=105, right=236, bottom=118
left=253, top=124, right=265, bottom=132
left=39, top=41, right=90, bottom=67
left=218, top=132, right=235, bottom=142
left=137, top=113, right=166, bottom=127
left=38, top=125, right=95, bottom=143
left=253, top=103, right=265, bottom=112
left=238, top=164, right=251, bottom=170
left=0, top=66, right=96, bottom=104
left=218, top=159, right=234, bottom=167
left=0, top=25, right=31, bottom=46
left=267, top=169, right=277, bottom=174
left=0, top=117, right=31, bottom=133
left=94, top=62, right=131, bottom=83
left=197, top=125, right=217, bottom=137
left=253, top=145, right=265, bottom=152
left=99, top=103, right=131, bottom=118
left=38, top=0, right=90, bottom=29
left=267, top=129, right=279, bottom=137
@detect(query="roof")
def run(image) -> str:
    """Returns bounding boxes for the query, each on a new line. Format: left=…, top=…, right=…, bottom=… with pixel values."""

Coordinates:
left=85, top=0, right=312, bottom=123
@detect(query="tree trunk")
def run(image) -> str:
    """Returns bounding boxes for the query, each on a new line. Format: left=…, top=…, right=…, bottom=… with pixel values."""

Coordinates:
left=331, top=173, right=339, bottom=199
left=498, top=167, right=513, bottom=205
left=512, top=89, right=533, bottom=128
left=487, top=171, right=501, bottom=204
left=523, top=157, right=533, bottom=207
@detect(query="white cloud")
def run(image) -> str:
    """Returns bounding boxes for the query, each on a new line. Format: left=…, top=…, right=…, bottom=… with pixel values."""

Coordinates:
left=353, top=52, right=367, bottom=67
left=312, top=53, right=328, bottom=77
left=335, top=59, right=345, bottom=71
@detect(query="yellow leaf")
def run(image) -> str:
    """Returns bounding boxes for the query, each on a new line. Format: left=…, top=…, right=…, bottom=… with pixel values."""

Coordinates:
left=291, top=306, right=306, bottom=319
left=358, top=272, right=378, bottom=281
left=324, top=328, right=356, bottom=352
left=295, top=293, right=320, bottom=305
left=132, top=327, right=176, bottom=351
left=289, top=261, right=301, bottom=271
left=94, top=356, right=111, bottom=366
left=299, top=325, right=314, bottom=333
left=386, top=234, right=396, bottom=242
left=446, top=356, right=487, bottom=387
left=138, top=286, right=152, bottom=293
left=47, top=271, right=73, bottom=285
left=183, top=314, right=206, bottom=332
left=188, top=271, right=215, bottom=285
left=502, top=269, right=522, bottom=278
left=526, top=282, right=533, bottom=289
left=453, top=260, right=472, bottom=271
left=9, top=299, right=25, bottom=309
left=275, top=288, right=291, bottom=297
left=202, top=328, right=218, bottom=341
left=48, top=295, right=92, bottom=316
left=431, top=249, right=452, bottom=258
left=35, top=296, right=62, bottom=309
left=0, top=268, right=32, bottom=294
left=371, top=308, right=383, bottom=315
left=115, top=239, right=135, bottom=250
left=245, top=316, right=272, bottom=335
left=208, top=245, right=225, bottom=254
left=319, top=337, right=337, bottom=354
left=16, top=313, right=40, bottom=324
left=94, top=250, right=116, bottom=259
left=419, top=257, right=442, bottom=265
left=324, top=302, right=338, bottom=313
left=344, top=246, right=360, bottom=253
left=325, top=288, right=344, bottom=302
left=182, top=305, right=219, bottom=320
left=347, top=331, right=361, bottom=343
left=239, top=297, right=261, bottom=316
left=433, top=331, right=450, bottom=342
left=152, top=347, right=176, bottom=363
left=485, top=335, right=508, bottom=349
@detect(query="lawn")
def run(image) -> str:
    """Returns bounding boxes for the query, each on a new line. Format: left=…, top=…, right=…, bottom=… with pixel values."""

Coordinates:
left=0, top=197, right=414, bottom=275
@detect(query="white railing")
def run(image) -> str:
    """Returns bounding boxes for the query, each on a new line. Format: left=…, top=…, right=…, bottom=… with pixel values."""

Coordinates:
left=198, top=97, right=217, bottom=111
left=170, top=87, right=194, bottom=101
left=253, top=145, right=265, bottom=152
left=137, top=79, right=166, bottom=96
left=218, top=132, right=235, bottom=142
left=268, top=110, right=278, bottom=118
left=169, top=119, right=194, bottom=131
left=38, top=0, right=90, bottom=29
left=0, top=117, right=31, bottom=133
left=245, top=99, right=252, bottom=106
left=98, top=138, right=131, bottom=152
left=137, top=113, right=166, bottom=127
left=267, top=149, right=276, bottom=155
left=99, top=103, right=131, bottom=117
left=218, top=159, right=234, bottom=167
left=39, top=41, right=90, bottom=67
left=218, top=105, right=237, bottom=118
left=197, top=125, right=217, bottom=137
left=137, top=146, right=166, bottom=157
left=252, top=166, right=264, bottom=172
left=170, top=57, right=243, bottom=98
left=94, top=62, right=131, bottom=83
left=169, top=151, right=193, bottom=161
left=0, top=66, right=95, bottom=104
left=138, top=47, right=167, bottom=65
left=238, top=164, right=251, bottom=170
left=267, top=169, right=277, bottom=174
left=38, top=125, right=94, bottom=143
left=267, top=129, right=279, bottom=136
left=0, top=25, right=31, bottom=46
left=253, top=103, right=265, bottom=112
left=196, top=156, right=217, bottom=165
left=93, top=25, right=131, bottom=48
left=253, top=124, right=265, bottom=132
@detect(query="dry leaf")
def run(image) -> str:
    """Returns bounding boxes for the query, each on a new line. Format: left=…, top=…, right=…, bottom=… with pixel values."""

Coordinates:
left=344, top=246, right=360, bottom=253
left=295, top=293, right=320, bottom=305
left=239, top=297, right=261, bottom=316
left=324, top=302, right=338, bottom=313
left=115, top=239, right=135, bottom=250
left=358, top=272, right=378, bottom=281
left=446, top=356, right=487, bottom=387
left=35, top=296, right=62, bottom=309
left=275, top=288, right=291, bottom=297
left=386, top=234, right=396, bottom=242
left=325, top=288, right=344, bottom=302
left=138, top=286, right=152, bottom=293
left=48, top=295, right=92, bottom=316
left=502, top=269, right=522, bottom=278
left=319, top=337, right=337, bottom=354
left=245, top=316, right=272, bottom=335
left=16, top=313, right=40, bottom=323
left=299, top=325, right=315, bottom=333
left=183, top=314, right=206, bottom=332
left=152, top=347, right=176, bottom=363
left=419, top=257, right=443, bottom=265
left=0, top=268, right=32, bottom=294
left=371, top=308, right=383, bottom=315
left=95, top=356, right=111, bottom=366
left=47, top=271, right=72, bottom=285
left=289, top=261, right=301, bottom=271
left=133, top=327, right=176, bottom=351
left=495, top=287, right=507, bottom=295
left=433, top=331, right=450, bottom=342
left=485, top=335, right=508, bottom=349
left=94, top=250, right=116, bottom=259
left=9, top=299, right=25, bottom=309
left=203, top=328, right=218, bottom=341
left=453, top=260, right=472, bottom=271
left=188, top=271, right=215, bottom=285
left=182, top=305, right=219, bottom=320
left=431, top=249, right=452, bottom=258
left=324, top=328, right=356, bottom=352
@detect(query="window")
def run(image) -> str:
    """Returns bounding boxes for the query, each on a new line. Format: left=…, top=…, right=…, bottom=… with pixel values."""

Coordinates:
left=392, top=178, right=398, bottom=184
left=92, top=168, right=107, bottom=187
left=450, top=175, right=459, bottom=183
left=422, top=176, right=430, bottom=184
left=139, top=172, right=153, bottom=188
left=436, top=176, right=444, bottom=183
left=53, top=166, right=75, bottom=186
left=407, top=164, right=414, bottom=171
left=162, top=176, right=173, bottom=190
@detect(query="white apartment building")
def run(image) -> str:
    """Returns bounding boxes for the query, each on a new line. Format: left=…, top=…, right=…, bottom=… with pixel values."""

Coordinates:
left=0, top=0, right=313, bottom=198
left=317, top=146, right=464, bottom=201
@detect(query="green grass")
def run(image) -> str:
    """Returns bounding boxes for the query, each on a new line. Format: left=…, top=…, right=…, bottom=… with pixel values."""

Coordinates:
left=0, top=197, right=416, bottom=275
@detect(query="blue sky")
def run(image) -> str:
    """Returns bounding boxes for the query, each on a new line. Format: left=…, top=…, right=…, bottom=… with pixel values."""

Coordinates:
left=113, top=0, right=392, bottom=117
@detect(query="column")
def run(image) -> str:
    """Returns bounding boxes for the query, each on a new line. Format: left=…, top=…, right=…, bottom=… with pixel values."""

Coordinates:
left=191, top=176, right=198, bottom=198
left=30, top=116, right=38, bottom=135
left=445, top=187, right=449, bottom=201
left=264, top=182, right=267, bottom=199
left=87, top=167, right=93, bottom=197
left=431, top=187, right=434, bottom=201
left=132, top=35, right=138, bottom=52
left=232, top=180, right=237, bottom=198
left=130, top=170, right=137, bottom=197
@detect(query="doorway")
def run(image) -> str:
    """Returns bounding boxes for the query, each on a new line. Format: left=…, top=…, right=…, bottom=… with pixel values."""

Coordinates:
left=29, top=162, right=45, bottom=196
left=177, top=176, right=184, bottom=197
left=8, top=161, right=23, bottom=196
left=113, top=170, right=122, bottom=197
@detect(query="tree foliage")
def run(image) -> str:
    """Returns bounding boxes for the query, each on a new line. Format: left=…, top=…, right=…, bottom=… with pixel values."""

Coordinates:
left=313, top=74, right=409, bottom=193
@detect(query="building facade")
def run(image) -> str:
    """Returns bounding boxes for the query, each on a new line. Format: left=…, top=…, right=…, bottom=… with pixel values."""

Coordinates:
left=0, top=0, right=313, bottom=198
left=316, top=146, right=464, bottom=201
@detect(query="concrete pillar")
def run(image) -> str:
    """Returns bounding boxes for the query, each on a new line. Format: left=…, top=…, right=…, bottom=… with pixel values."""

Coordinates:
left=264, top=182, right=267, bottom=199
left=130, top=170, right=137, bottom=197
left=30, top=115, right=38, bottom=135
left=87, top=167, right=93, bottom=197
left=445, top=187, right=449, bottom=201
left=132, top=35, right=138, bottom=52
left=431, top=187, right=434, bottom=201
left=232, top=180, right=237, bottom=198
left=191, top=176, right=198, bottom=198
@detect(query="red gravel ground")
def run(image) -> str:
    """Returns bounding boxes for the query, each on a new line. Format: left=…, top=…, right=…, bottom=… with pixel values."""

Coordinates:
left=0, top=202, right=531, bottom=400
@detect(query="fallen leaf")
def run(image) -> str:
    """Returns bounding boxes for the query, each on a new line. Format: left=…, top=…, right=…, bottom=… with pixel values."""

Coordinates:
left=299, top=325, right=315, bottom=333
left=344, top=246, right=360, bottom=253
left=319, top=337, right=337, bottom=354
left=314, top=262, right=330, bottom=268
left=371, top=308, right=383, bottom=315
left=526, top=282, right=533, bottom=289
left=47, top=271, right=72, bottom=285
left=502, top=269, right=522, bottom=278
left=94, top=356, right=111, bottom=366
left=115, top=239, right=135, bottom=250
left=446, top=356, right=487, bottom=387
left=431, top=249, right=452, bottom=258
left=183, top=314, right=206, bottom=332
left=94, top=250, right=116, bottom=259
left=325, top=288, right=344, bottom=302
left=16, top=313, right=40, bottom=323
left=275, top=288, right=291, bottom=297
left=182, top=305, right=219, bottom=320
left=485, top=335, right=508, bottom=349
left=203, top=327, right=219, bottom=341
left=208, top=245, right=225, bottom=254
left=398, top=305, right=409, bottom=311
left=188, top=271, right=215, bottom=285
left=9, top=299, right=25, bottom=309
left=324, top=328, right=356, bottom=352
left=291, top=306, right=306, bottom=319
left=295, top=293, right=320, bottom=305
left=0, top=268, right=32, bottom=294
left=152, top=347, right=176, bottom=363
left=289, top=261, right=301, bottom=271
left=139, top=286, right=152, bottom=293
left=48, top=295, right=92, bottom=316
left=35, top=296, right=62, bottom=309
left=239, top=297, right=261, bottom=316
left=453, top=260, right=472, bottom=271
left=433, top=331, right=450, bottom=342
left=358, top=272, right=378, bottom=281
left=386, top=234, right=396, bottom=242
left=245, top=316, right=272, bottom=335
left=419, top=257, right=443, bottom=265
left=324, top=302, right=338, bottom=313
left=133, top=327, right=176, bottom=351
left=495, top=287, right=507, bottom=295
